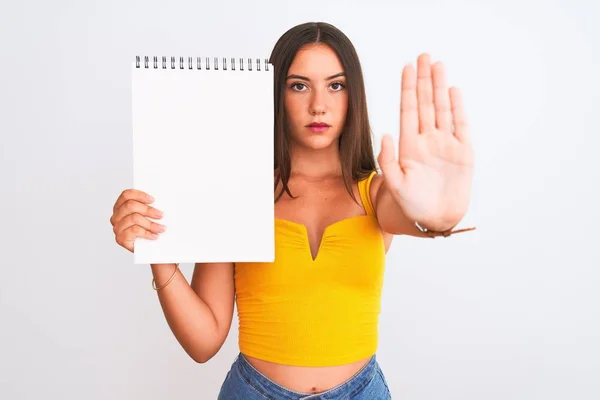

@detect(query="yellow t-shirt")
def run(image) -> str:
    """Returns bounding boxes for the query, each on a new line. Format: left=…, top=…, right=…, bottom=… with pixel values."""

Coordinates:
left=234, top=170, right=386, bottom=367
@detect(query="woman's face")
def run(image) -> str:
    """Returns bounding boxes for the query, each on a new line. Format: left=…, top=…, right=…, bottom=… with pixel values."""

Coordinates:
left=284, top=44, right=348, bottom=150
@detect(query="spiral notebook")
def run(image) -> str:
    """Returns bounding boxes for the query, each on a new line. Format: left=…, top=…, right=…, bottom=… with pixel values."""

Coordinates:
left=132, top=56, right=274, bottom=264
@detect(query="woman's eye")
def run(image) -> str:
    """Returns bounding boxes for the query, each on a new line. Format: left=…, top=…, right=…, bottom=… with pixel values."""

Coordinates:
left=330, top=82, right=345, bottom=91
left=290, top=82, right=345, bottom=91
left=291, top=83, right=307, bottom=91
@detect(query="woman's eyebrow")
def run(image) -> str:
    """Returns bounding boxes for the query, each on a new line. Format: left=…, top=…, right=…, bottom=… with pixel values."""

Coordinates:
left=286, top=72, right=346, bottom=81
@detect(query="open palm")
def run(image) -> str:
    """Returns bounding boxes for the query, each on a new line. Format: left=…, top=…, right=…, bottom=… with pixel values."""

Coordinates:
left=378, top=53, right=474, bottom=226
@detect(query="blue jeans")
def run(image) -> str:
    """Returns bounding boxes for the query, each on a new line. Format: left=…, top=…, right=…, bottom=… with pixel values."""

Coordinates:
left=217, top=353, right=392, bottom=399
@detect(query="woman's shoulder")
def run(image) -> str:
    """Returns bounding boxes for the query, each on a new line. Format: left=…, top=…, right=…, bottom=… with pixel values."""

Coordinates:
left=366, top=170, right=384, bottom=208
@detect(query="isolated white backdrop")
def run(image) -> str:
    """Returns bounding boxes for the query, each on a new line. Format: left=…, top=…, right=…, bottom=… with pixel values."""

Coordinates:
left=1, top=0, right=599, bottom=399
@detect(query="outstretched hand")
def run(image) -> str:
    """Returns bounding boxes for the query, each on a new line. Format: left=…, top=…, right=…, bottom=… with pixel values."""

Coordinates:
left=377, top=53, right=474, bottom=228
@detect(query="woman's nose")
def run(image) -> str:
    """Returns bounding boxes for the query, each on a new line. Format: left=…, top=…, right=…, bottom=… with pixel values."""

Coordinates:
left=309, top=91, right=326, bottom=115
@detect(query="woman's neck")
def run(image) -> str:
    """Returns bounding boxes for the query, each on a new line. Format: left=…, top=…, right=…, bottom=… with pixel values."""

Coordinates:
left=288, top=142, right=342, bottom=181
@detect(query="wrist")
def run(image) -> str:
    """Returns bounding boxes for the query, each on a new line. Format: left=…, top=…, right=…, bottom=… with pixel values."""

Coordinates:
left=415, top=220, right=477, bottom=238
left=151, top=263, right=180, bottom=291
left=414, top=221, right=455, bottom=238
left=414, top=218, right=457, bottom=233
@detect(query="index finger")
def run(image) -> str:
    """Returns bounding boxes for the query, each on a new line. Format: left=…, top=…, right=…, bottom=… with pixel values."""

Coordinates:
left=400, top=62, right=419, bottom=141
left=114, top=189, right=154, bottom=212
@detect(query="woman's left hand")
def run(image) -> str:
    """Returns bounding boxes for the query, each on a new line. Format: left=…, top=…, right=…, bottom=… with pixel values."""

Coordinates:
left=377, top=53, right=474, bottom=230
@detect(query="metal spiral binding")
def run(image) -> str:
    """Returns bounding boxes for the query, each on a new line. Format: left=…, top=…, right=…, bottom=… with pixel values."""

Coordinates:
left=135, top=56, right=270, bottom=71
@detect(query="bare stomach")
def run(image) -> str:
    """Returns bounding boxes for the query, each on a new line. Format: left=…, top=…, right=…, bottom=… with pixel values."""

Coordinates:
left=242, top=354, right=372, bottom=394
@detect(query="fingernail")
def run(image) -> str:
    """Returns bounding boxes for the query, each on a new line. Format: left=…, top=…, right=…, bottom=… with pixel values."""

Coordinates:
left=156, top=210, right=163, bottom=217
left=151, top=233, right=159, bottom=239
left=147, top=195, right=154, bottom=202
left=158, top=225, right=166, bottom=232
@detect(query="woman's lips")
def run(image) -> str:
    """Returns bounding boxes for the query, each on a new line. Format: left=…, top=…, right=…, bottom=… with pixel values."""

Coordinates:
left=307, top=126, right=329, bottom=133
left=307, top=123, right=330, bottom=133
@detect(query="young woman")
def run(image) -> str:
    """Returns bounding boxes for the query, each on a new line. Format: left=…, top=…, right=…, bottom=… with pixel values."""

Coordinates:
left=110, top=22, right=475, bottom=399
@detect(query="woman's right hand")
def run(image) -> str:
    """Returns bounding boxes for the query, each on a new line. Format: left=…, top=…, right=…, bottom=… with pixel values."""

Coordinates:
left=110, top=189, right=166, bottom=253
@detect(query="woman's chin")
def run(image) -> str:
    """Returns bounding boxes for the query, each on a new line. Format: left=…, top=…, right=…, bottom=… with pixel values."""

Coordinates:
left=295, top=135, right=339, bottom=151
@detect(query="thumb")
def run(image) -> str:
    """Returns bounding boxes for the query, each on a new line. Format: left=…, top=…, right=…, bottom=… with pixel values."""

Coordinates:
left=378, top=134, right=405, bottom=189
left=377, top=134, right=396, bottom=167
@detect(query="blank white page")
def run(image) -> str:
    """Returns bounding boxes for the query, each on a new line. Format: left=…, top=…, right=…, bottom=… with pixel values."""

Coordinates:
left=131, top=59, right=274, bottom=264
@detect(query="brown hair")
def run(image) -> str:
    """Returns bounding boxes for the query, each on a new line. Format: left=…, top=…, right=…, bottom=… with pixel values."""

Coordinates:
left=269, top=22, right=377, bottom=203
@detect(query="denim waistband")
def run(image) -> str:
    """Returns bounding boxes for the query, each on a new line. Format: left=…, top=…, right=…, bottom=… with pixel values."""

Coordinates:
left=235, top=353, right=378, bottom=399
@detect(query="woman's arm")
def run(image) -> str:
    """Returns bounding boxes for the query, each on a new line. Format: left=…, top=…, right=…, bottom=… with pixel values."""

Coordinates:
left=151, top=262, right=235, bottom=363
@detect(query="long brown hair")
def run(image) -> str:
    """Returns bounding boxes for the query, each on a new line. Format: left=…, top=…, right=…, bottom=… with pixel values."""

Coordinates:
left=269, top=22, right=377, bottom=203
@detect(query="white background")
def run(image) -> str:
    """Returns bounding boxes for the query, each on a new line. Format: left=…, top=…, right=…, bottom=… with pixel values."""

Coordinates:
left=1, top=0, right=599, bottom=399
